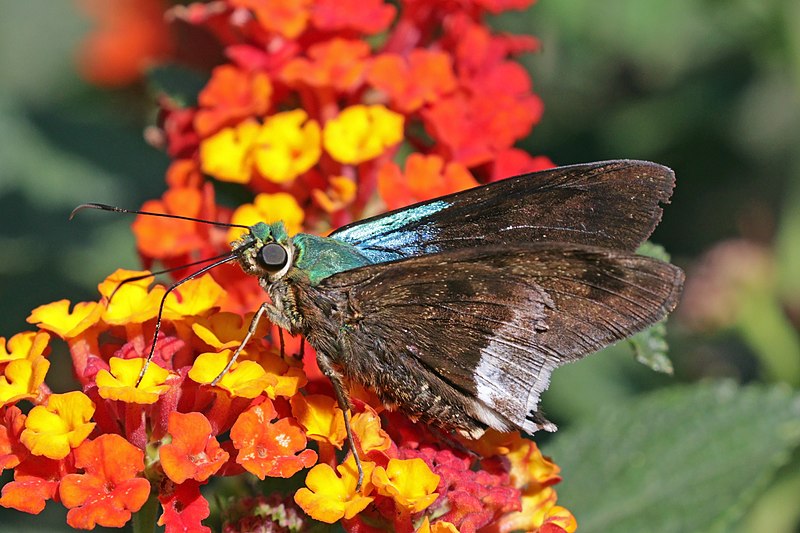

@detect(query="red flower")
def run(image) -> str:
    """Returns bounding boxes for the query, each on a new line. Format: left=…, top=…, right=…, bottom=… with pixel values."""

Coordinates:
left=368, top=50, right=458, bottom=113
left=310, top=0, right=396, bottom=34
left=0, top=456, right=69, bottom=514
left=195, top=65, right=273, bottom=137
left=230, top=399, right=317, bottom=479
left=160, top=412, right=229, bottom=484
left=0, top=405, right=27, bottom=470
left=158, top=479, right=211, bottom=533
left=59, top=434, right=151, bottom=529
left=76, top=0, right=173, bottom=86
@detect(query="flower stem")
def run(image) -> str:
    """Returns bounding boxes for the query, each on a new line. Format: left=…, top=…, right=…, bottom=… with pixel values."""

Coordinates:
left=132, top=492, right=159, bottom=533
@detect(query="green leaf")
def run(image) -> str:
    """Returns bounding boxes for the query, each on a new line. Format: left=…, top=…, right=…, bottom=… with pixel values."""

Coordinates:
left=636, top=241, right=671, bottom=262
left=146, top=64, right=210, bottom=108
left=542, top=381, right=800, bottom=533
left=624, top=241, right=677, bottom=374
left=628, top=322, right=673, bottom=375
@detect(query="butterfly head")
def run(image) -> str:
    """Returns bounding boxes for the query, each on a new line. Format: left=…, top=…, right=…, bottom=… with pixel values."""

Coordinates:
left=233, top=221, right=294, bottom=282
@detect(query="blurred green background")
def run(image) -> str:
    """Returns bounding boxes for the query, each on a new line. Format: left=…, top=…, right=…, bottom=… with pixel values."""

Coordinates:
left=1, top=0, right=800, bottom=531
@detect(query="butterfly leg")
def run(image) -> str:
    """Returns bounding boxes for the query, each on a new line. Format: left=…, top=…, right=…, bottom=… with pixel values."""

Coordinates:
left=211, top=301, right=279, bottom=385
left=316, top=352, right=364, bottom=491
left=278, top=328, right=285, bottom=358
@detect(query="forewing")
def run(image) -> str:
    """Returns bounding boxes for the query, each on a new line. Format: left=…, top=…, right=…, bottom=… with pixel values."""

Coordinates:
left=330, top=160, right=675, bottom=262
left=319, top=245, right=684, bottom=435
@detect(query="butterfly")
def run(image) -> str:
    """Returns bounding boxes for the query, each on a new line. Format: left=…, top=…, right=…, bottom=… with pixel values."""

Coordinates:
left=74, top=159, right=684, bottom=486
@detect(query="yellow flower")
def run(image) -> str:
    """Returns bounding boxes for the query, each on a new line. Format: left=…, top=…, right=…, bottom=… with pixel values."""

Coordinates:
left=0, top=357, right=50, bottom=407
left=259, top=352, right=306, bottom=399
left=253, top=110, right=321, bottom=183
left=95, top=357, right=171, bottom=404
left=351, top=407, right=391, bottom=453
left=188, top=350, right=271, bottom=398
left=27, top=300, right=103, bottom=340
left=323, top=104, right=404, bottom=164
left=191, top=312, right=269, bottom=351
left=97, top=269, right=165, bottom=326
left=0, top=331, right=50, bottom=364
left=416, top=517, right=460, bottom=533
left=200, top=119, right=261, bottom=183
left=20, top=391, right=96, bottom=460
left=294, top=456, right=375, bottom=523
left=227, top=192, right=305, bottom=242
left=200, top=112, right=321, bottom=185
left=161, top=274, right=225, bottom=321
left=311, top=175, right=357, bottom=213
left=372, top=458, right=440, bottom=513
left=291, top=394, right=347, bottom=448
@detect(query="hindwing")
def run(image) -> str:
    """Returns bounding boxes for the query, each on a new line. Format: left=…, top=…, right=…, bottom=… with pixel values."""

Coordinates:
left=314, top=244, right=684, bottom=435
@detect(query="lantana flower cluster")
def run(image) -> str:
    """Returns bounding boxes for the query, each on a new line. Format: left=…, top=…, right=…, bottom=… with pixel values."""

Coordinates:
left=2, top=0, right=574, bottom=531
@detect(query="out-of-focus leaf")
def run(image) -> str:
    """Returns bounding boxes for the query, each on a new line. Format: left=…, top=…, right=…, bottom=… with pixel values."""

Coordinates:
left=146, top=64, right=209, bottom=108
left=629, top=321, right=673, bottom=375
left=543, top=381, right=800, bottom=533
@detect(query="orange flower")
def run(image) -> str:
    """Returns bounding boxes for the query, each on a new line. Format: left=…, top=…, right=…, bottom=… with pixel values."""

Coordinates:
left=0, top=456, right=65, bottom=514
left=59, top=434, right=151, bottom=529
left=195, top=65, right=273, bottom=137
left=351, top=407, right=391, bottom=454
left=291, top=394, right=347, bottom=448
left=506, top=437, right=562, bottom=489
left=27, top=300, right=103, bottom=340
left=312, top=175, right=357, bottom=213
left=0, top=406, right=27, bottom=470
left=131, top=187, right=209, bottom=258
left=495, top=486, right=564, bottom=532
left=369, top=50, right=458, bottom=113
left=95, top=357, right=171, bottom=404
left=310, top=0, right=395, bottom=35
left=281, top=38, right=371, bottom=92
left=372, top=458, right=440, bottom=513
left=160, top=412, right=229, bottom=484
left=157, top=479, right=211, bottom=532
left=294, top=455, right=375, bottom=523
left=423, top=92, right=543, bottom=167
left=540, top=505, right=578, bottom=532
left=378, top=153, right=478, bottom=210
left=76, top=0, right=173, bottom=86
left=322, top=104, right=404, bottom=164
left=230, top=400, right=317, bottom=479
left=20, top=391, right=96, bottom=460
left=231, top=0, right=312, bottom=39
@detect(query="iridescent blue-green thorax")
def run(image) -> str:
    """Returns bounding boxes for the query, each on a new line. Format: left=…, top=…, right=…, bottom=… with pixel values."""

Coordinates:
left=292, top=233, right=372, bottom=285
left=233, top=221, right=372, bottom=286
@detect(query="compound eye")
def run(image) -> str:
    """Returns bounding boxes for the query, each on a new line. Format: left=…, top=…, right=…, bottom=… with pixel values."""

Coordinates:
left=257, top=243, right=288, bottom=272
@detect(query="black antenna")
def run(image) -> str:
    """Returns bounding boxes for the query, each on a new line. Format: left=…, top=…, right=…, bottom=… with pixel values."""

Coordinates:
left=134, top=249, right=251, bottom=385
left=70, top=203, right=252, bottom=230
left=107, top=251, right=238, bottom=303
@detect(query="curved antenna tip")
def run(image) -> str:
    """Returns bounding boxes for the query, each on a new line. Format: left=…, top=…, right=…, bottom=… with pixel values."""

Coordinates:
left=69, top=203, right=116, bottom=221
left=68, top=202, right=252, bottom=230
